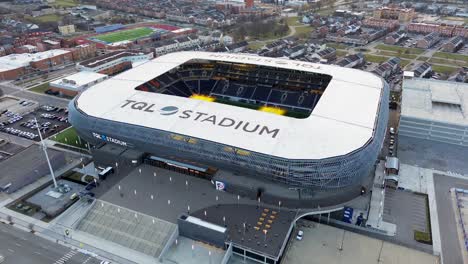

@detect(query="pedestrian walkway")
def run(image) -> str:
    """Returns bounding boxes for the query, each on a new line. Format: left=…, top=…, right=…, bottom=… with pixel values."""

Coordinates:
left=76, top=200, right=177, bottom=260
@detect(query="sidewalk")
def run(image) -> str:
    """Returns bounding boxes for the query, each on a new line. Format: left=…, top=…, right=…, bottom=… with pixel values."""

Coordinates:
left=366, top=161, right=396, bottom=235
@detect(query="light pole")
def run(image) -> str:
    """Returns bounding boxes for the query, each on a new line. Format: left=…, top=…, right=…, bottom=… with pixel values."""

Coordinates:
left=34, top=118, right=57, bottom=188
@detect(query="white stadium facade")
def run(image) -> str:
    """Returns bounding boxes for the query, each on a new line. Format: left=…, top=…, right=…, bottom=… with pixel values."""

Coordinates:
left=69, top=51, right=389, bottom=206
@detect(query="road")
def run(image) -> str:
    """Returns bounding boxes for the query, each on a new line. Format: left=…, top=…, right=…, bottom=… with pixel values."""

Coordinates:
left=433, top=174, right=468, bottom=264
left=14, top=65, right=78, bottom=89
left=0, top=82, right=70, bottom=108
left=0, top=223, right=101, bottom=264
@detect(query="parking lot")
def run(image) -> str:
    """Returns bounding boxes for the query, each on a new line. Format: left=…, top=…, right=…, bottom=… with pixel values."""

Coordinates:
left=0, top=104, right=70, bottom=141
left=383, top=189, right=432, bottom=251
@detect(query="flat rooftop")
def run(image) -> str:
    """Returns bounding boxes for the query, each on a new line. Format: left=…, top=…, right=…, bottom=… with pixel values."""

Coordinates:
left=78, top=50, right=148, bottom=68
left=50, top=71, right=108, bottom=91
left=75, top=51, right=385, bottom=160
left=401, top=78, right=468, bottom=127
left=0, top=49, right=70, bottom=72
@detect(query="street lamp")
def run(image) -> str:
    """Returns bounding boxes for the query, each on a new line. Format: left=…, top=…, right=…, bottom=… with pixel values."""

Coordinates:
left=34, top=118, right=57, bottom=188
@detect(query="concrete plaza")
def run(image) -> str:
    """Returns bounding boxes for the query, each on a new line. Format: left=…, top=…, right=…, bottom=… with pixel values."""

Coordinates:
left=283, top=223, right=439, bottom=264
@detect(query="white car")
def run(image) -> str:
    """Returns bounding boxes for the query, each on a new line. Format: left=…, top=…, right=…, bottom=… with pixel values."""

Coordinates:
left=296, top=230, right=304, bottom=241
left=389, top=127, right=395, bottom=135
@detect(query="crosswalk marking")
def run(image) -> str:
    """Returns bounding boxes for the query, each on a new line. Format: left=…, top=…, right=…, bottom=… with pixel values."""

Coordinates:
left=53, top=250, right=78, bottom=264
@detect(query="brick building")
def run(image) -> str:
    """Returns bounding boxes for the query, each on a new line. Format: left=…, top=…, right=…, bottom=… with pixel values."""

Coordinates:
left=441, top=36, right=465, bottom=52
left=416, top=32, right=440, bottom=49
left=373, top=6, right=415, bottom=22
left=69, top=44, right=97, bottom=61
left=0, top=49, right=72, bottom=80
left=407, top=23, right=468, bottom=37
left=363, top=18, right=400, bottom=31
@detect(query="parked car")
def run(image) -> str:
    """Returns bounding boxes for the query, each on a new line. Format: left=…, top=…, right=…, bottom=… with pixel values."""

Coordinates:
left=296, top=230, right=304, bottom=241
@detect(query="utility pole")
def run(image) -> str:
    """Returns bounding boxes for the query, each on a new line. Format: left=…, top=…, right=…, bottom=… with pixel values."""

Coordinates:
left=35, top=118, right=57, bottom=188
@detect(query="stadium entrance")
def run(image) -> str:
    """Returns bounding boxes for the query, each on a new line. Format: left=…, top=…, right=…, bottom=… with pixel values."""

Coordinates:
left=143, top=155, right=217, bottom=180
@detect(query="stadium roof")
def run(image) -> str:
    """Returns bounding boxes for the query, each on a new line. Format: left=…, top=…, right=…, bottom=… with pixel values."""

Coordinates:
left=75, top=51, right=385, bottom=160
left=401, top=78, right=468, bottom=127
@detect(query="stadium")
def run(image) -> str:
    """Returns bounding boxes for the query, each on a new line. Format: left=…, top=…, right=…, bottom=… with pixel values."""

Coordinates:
left=69, top=51, right=389, bottom=207
left=88, top=27, right=163, bottom=45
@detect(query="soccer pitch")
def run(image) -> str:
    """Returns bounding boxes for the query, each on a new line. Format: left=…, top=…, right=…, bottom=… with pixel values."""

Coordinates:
left=93, top=27, right=154, bottom=43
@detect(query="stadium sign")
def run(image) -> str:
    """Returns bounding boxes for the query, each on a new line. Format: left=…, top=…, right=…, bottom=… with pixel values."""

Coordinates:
left=120, top=100, right=280, bottom=138
left=92, top=132, right=127, bottom=146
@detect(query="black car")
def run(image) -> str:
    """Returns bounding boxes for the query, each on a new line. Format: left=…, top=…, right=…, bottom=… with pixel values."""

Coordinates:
left=85, top=181, right=98, bottom=191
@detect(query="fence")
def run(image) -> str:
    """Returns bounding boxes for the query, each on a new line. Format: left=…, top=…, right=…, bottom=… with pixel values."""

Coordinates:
left=455, top=188, right=468, bottom=251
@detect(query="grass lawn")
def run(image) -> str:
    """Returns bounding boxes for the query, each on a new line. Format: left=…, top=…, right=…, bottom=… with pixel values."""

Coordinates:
left=429, top=57, right=468, bottom=68
left=248, top=41, right=267, bottom=50
left=29, top=82, right=50, bottom=94
left=286, top=16, right=303, bottom=26
left=376, top=50, right=419, bottom=60
left=51, top=127, right=88, bottom=149
left=375, top=44, right=425, bottom=55
left=31, top=14, right=62, bottom=23
left=433, top=52, right=468, bottom=63
left=364, top=54, right=390, bottom=64
left=294, top=26, right=313, bottom=37
left=431, top=64, right=458, bottom=75
left=93, top=27, right=154, bottom=43
left=335, top=50, right=348, bottom=57
left=51, top=0, right=78, bottom=8
left=400, top=59, right=411, bottom=67
left=326, top=42, right=348, bottom=50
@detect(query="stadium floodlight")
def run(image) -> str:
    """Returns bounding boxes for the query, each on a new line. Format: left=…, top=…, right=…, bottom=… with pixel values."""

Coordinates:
left=34, top=118, right=57, bottom=188
left=189, top=94, right=215, bottom=102
left=259, top=106, right=286, bottom=116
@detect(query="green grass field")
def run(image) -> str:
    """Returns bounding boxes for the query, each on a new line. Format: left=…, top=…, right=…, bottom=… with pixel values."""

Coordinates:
left=429, top=57, right=468, bottom=68
left=433, top=52, right=468, bottom=63
left=29, top=82, right=50, bottom=94
left=294, top=26, right=314, bottom=37
left=364, top=54, right=390, bottom=64
left=326, top=42, right=349, bottom=50
left=51, top=127, right=88, bottom=149
left=376, top=50, right=419, bottom=60
left=335, top=50, right=348, bottom=57
left=286, top=16, right=302, bottom=26
left=375, top=44, right=425, bottom=55
left=51, top=0, right=78, bottom=8
left=431, top=64, right=458, bottom=75
left=93, top=27, right=154, bottom=43
left=31, top=14, right=62, bottom=23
